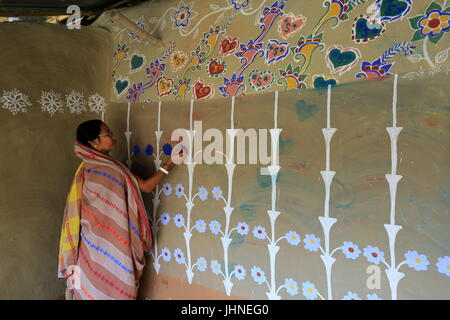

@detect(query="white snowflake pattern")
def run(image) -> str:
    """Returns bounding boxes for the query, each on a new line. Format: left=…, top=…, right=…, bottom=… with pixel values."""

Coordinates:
left=38, top=90, right=64, bottom=116
left=1, top=88, right=32, bottom=115
left=65, top=90, right=86, bottom=114
left=88, top=93, right=106, bottom=114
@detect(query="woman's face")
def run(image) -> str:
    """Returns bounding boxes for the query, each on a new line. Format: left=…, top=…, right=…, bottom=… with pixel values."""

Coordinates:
left=91, top=123, right=116, bottom=154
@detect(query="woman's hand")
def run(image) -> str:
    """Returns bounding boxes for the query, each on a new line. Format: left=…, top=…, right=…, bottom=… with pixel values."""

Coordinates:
left=136, top=140, right=185, bottom=193
left=162, top=142, right=184, bottom=171
left=162, top=149, right=183, bottom=170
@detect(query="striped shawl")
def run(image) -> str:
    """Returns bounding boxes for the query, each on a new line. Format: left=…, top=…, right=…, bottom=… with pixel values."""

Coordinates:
left=58, top=141, right=152, bottom=300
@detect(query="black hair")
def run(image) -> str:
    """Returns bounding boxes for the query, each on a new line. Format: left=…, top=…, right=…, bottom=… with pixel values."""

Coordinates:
left=76, top=120, right=103, bottom=148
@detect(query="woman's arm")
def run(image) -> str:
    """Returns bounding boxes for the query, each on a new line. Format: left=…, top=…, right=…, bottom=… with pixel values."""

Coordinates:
left=135, top=144, right=183, bottom=193
left=135, top=157, right=178, bottom=193
left=135, top=145, right=183, bottom=192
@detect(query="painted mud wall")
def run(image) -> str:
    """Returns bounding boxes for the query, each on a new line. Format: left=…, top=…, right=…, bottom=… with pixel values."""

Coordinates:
left=0, top=0, right=448, bottom=300
left=88, top=0, right=450, bottom=299
left=103, top=71, right=449, bottom=300
left=0, top=22, right=112, bottom=299
left=91, top=0, right=450, bottom=103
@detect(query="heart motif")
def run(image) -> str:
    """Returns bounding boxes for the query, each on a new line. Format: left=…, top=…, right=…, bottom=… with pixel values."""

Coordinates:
left=170, top=50, right=188, bottom=72
left=115, top=79, right=129, bottom=95
left=130, top=54, right=144, bottom=71
left=265, top=39, right=289, bottom=65
left=312, top=75, right=337, bottom=89
left=207, top=59, right=226, bottom=77
left=278, top=13, right=306, bottom=39
left=329, top=49, right=356, bottom=67
left=352, top=15, right=386, bottom=43
left=249, top=69, right=274, bottom=91
left=219, top=36, right=239, bottom=57
left=192, top=79, right=214, bottom=100
left=378, top=0, right=412, bottom=22
left=157, top=77, right=173, bottom=97
left=326, top=45, right=361, bottom=75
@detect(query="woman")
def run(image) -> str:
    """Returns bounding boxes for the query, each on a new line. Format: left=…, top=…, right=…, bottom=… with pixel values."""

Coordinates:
left=58, top=120, right=179, bottom=300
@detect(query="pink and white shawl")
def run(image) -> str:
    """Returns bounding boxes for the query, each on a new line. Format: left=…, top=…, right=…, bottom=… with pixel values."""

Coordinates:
left=58, top=141, right=152, bottom=300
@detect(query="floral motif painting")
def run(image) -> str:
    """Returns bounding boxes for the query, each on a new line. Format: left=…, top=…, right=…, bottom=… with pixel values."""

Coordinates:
left=98, top=0, right=449, bottom=104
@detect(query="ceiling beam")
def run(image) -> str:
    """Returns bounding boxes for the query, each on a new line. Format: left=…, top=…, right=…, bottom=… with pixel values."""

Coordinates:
left=0, top=0, right=143, bottom=25
left=86, top=0, right=137, bottom=21
left=0, top=9, right=96, bottom=17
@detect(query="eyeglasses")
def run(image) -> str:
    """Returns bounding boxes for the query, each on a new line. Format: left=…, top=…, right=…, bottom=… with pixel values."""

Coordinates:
left=98, top=130, right=114, bottom=138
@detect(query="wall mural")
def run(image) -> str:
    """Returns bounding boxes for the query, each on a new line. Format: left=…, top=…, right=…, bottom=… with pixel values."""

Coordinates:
left=249, top=91, right=301, bottom=299
left=0, top=88, right=106, bottom=119
left=1, top=0, right=448, bottom=300
left=2, top=0, right=448, bottom=113
left=204, top=95, right=249, bottom=296
left=135, top=101, right=175, bottom=273
left=3, top=0, right=447, bottom=112
left=113, top=74, right=449, bottom=300
left=100, top=0, right=450, bottom=104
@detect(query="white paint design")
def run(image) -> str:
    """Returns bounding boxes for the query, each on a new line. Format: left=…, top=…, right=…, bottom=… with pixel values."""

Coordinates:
left=66, top=90, right=87, bottom=114
left=158, top=100, right=162, bottom=131
left=313, top=84, right=362, bottom=300
left=354, top=75, right=430, bottom=298
left=38, top=90, right=64, bottom=116
left=148, top=101, right=172, bottom=274
left=124, top=101, right=133, bottom=169
left=383, top=74, right=405, bottom=300
left=125, top=0, right=268, bottom=43
left=318, top=85, right=339, bottom=300
left=1, top=88, right=32, bottom=115
left=230, top=95, right=235, bottom=130
left=4, top=89, right=103, bottom=118
left=189, top=99, right=194, bottom=131
left=327, top=84, right=331, bottom=129
left=153, top=101, right=164, bottom=171
left=174, top=100, right=210, bottom=284
left=252, top=91, right=299, bottom=300
left=274, top=90, right=278, bottom=129
left=207, top=96, right=248, bottom=296
left=88, top=93, right=107, bottom=115
left=300, top=86, right=365, bottom=300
